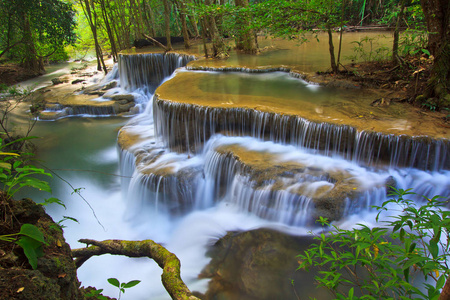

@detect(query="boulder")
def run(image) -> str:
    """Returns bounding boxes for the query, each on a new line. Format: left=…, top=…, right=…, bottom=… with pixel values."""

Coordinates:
left=102, top=81, right=118, bottom=90
left=110, top=94, right=135, bottom=102
left=200, top=228, right=331, bottom=300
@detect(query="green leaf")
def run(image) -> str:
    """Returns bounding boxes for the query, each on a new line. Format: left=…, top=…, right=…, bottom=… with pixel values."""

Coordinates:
left=436, top=275, right=446, bottom=289
left=18, top=224, right=45, bottom=243
left=19, top=178, right=52, bottom=193
left=348, top=287, right=354, bottom=298
left=0, top=162, right=12, bottom=169
left=107, top=278, right=120, bottom=288
left=39, top=197, right=66, bottom=209
left=421, top=49, right=430, bottom=56
left=122, top=280, right=141, bottom=289
left=399, top=228, right=405, bottom=242
left=15, top=236, right=44, bottom=269
left=428, top=239, right=439, bottom=259
left=403, top=267, right=410, bottom=283
left=58, top=216, right=79, bottom=224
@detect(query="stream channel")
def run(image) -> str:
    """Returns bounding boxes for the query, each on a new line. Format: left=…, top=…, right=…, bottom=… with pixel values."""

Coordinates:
left=15, top=32, right=450, bottom=299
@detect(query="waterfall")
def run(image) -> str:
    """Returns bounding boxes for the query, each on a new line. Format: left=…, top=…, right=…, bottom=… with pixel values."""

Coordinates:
left=153, top=99, right=449, bottom=171
left=119, top=53, right=196, bottom=93
left=118, top=52, right=449, bottom=228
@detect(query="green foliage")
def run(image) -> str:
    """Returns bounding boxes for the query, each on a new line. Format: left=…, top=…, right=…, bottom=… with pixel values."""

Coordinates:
left=298, top=188, right=450, bottom=299
left=0, top=0, right=76, bottom=65
left=57, top=215, right=79, bottom=229
left=0, top=223, right=46, bottom=269
left=347, top=35, right=391, bottom=62
left=0, top=137, right=56, bottom=270
left=399, top=29, right=429, bottom=57
left=0, top=85, right=30, bottom=97
left=85, top=288, right=109, bottom=300
left=39, top=197, right=66, bottom=209
left=107, top=278, right=141, bottom=300
left=0, top=138, right=52, bottom=199
left=380, top=0, right=425, bottom=28
left=421, top=99, right=438, bottom=112
left=251, top=0, right=343, bottom=38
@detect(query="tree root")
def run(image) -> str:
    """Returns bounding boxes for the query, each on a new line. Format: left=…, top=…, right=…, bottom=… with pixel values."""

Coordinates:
left=72, top=239, right=200, bottom=300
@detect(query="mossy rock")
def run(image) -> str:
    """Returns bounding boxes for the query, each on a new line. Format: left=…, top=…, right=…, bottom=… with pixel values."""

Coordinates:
left=0, top=195, right=84, bottom=300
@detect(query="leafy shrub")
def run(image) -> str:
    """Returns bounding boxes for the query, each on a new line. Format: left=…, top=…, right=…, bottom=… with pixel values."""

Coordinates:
left=298, top=188, right=449, bottom=299
left=347, top=35, right=391, bottom=63
left=0, top=137, right=53, bottom=269
left=0, top=137, right=52, bottom=199
left=399, top=29, right=429, bottom=57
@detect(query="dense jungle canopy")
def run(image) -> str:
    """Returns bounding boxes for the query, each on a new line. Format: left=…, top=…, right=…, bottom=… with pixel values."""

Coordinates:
left=0, top=0, right=449, bottom=106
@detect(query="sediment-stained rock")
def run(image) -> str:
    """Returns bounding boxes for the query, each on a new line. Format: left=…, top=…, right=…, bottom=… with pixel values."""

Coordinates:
left=200, top=228, right=330, bottom=300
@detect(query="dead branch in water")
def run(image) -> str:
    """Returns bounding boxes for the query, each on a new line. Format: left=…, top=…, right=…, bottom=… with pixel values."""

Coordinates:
left=143, top=34, right=170, bottom=52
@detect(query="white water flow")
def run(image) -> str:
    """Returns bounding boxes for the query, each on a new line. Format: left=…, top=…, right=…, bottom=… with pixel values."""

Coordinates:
left=24, top=52, right=449, bottom=300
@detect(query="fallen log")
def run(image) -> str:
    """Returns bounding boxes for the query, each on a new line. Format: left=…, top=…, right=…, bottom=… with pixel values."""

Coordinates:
left=143, top=34, right=169, bottom=52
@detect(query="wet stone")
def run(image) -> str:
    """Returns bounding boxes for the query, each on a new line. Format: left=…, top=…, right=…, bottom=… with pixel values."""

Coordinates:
left=200, top=228, right=330, bottom=300
left=110, top=94, right=135, bottom=102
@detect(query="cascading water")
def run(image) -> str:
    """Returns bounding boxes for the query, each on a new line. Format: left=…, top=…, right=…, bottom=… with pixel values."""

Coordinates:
left=110, top=52, right=450, bottom=298
left=28, top=50, right=446, bottom=300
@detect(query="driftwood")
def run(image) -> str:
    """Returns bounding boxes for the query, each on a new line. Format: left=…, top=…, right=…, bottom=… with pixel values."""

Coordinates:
left=72, top=239, right=200, bottom=300
left=143, top=33, right=169, bottom=52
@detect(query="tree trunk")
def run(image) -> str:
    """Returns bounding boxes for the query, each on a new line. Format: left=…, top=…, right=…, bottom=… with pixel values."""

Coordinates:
left=85, top=0, right=107, bottom=74
left=205, top=0, right=224, bottom=57
left=188, top=14, right=200, bottom=38
left=420, top=0, right=449, bottom=101
left=175, top=0, right=190, bottom=49
left=392, top=0, right=407, bottom=64
left=99, top=0, right=118, bottom=62
left=163, top=0, right=173, bottom=50
left=336, top=0, right=345, bottom=66
left=440, top=276, right=450, bottom=300
left=327, top=27, right=339, bottom=73
left=420, top=0, right=448, bottom=57
left=235, top=0, right=258, bottom=54
left=142, top=1, right=156, bottom=37
left=116, top=0, right=132, bottom=48
left=143, top=33, right=169, bottom=51
left=185, top=0, right=200, bottom=37
left=73, top=239, right=200, bottom=300
left=201, top=17, right=209, bottom=57
left=21, top=13, right=42, bottom=74
left=129, top=0, right=144, bottom=37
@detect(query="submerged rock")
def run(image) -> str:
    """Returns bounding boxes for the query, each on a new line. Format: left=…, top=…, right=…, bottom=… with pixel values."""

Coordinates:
left=200, top=228, right=331, bottom=300
left=210, top=143, right=363, bottom=223
left=108, top=93, right=135, bottom=102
